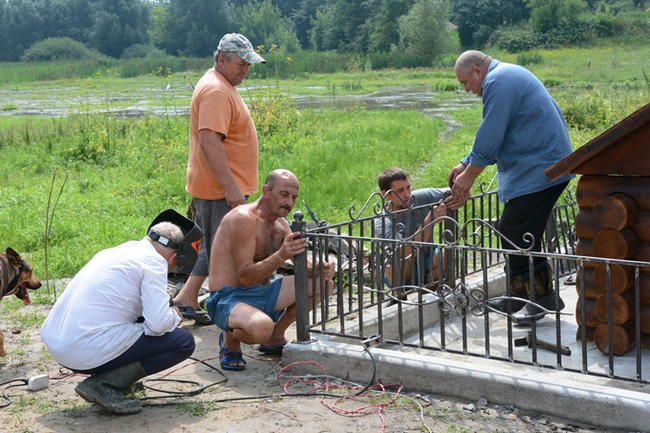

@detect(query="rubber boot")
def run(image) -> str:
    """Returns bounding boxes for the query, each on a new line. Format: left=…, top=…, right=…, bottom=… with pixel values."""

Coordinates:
left=75, top=361, right=147, bottom=415
left=125, top=381, right=145, bottom=394
left=486, top=272, right=528, bottom=314
left=512, top=289, right=566, bottom=326
left=512, top=264, right=565, bottom=326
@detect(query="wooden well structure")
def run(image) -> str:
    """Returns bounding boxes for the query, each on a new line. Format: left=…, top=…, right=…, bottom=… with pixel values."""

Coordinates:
left=545, top=103, right=650, bottom=355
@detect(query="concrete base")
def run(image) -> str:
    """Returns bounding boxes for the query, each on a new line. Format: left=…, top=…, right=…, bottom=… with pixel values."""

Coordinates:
left=283, top=339, right=650, bottom=431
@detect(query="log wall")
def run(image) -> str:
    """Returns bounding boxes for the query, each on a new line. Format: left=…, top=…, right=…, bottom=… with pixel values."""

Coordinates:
left=575, top=174, right=650, bottom=355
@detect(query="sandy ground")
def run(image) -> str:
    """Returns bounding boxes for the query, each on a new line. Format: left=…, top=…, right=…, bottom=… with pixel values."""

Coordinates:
left=0, top=301, right=618, bottom=433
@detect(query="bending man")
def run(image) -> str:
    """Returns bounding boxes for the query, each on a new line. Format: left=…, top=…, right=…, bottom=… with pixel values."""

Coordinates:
left=447, top=50, right=575, bottom=325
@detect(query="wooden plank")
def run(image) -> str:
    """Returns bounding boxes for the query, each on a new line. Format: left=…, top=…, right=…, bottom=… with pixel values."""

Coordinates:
left=545, top=103, right=650, bottom=181
left=573, top=128, right=650, bottom=176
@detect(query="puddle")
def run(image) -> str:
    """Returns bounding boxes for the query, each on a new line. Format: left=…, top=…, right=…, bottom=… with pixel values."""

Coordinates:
left=0, top=84, right=478, bottom=140
left=293, top=85, right=475, bottom=113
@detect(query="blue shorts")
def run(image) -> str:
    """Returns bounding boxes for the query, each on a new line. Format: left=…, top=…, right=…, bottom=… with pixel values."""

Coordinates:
left=206, top=278, right=284, bottom=332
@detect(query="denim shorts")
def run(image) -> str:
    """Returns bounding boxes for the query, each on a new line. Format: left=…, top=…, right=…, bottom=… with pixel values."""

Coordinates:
left=206, top=278, right=284, bottom=332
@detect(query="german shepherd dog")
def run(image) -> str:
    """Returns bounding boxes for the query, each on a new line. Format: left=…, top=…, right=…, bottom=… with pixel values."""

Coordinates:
left=0, top=248, right=42, bottom=356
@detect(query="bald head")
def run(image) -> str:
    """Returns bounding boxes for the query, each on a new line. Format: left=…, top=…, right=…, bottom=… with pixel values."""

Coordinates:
left=455, top=50, right=491, bottom=73
left=260, top=169, right=300, bottom=219
left=265, top=169, right=299, bottom=191
left=454, top=50, right=492, bottom=97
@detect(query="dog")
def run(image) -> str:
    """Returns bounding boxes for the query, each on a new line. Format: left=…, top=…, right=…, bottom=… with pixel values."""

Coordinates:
left=0, top=248, right=42, bottom=356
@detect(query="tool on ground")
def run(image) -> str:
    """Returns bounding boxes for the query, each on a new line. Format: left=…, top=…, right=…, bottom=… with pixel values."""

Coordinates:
left=175, top=305, right=203, bottom=319
left=514, top=331, right=571, bottom=356
left=175, top=305, right=194, bottom=317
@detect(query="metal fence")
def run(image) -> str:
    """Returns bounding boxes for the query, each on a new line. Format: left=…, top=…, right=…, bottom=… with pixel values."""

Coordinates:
left=291, top=185, right=650, bottom=384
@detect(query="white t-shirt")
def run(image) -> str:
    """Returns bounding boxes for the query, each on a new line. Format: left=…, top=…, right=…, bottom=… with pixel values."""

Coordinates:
left=40, top=239, right=181, bottom=370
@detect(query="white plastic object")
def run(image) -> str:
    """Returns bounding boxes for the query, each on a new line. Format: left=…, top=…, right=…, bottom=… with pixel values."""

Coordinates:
left=27, top=374, right=49, bottom=391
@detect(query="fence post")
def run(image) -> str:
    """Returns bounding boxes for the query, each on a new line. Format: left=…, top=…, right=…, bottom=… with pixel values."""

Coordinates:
left=291, top=211, right=310, bottom=342
left=444, top=208, right=457, bottom=288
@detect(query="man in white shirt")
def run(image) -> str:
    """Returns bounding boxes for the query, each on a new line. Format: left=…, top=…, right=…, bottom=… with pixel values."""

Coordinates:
left=40, top=209, right=202, bottom=415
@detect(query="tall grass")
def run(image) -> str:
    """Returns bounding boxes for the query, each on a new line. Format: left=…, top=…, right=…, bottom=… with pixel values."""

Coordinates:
left=0, top=57, right=213, bottom=86
left=0, top=114, right=190, bottom=278
left=259, top=108, right=450, bottom=222
left=0, top=50, right=448, bottom=86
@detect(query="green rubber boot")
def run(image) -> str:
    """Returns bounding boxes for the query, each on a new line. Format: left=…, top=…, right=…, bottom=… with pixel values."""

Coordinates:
left=486, top=271, right=528, bottom=314
left=75, top=361, right=147, bottom=415
left=512, top=264, right=565, bottom=326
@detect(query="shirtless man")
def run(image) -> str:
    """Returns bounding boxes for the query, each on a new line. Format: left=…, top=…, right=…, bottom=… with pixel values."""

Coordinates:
left=205, top=169, right=335, bottom=370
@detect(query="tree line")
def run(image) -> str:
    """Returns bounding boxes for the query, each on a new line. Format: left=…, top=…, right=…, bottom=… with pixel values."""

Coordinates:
left=0, top=0, right=647, bottom=63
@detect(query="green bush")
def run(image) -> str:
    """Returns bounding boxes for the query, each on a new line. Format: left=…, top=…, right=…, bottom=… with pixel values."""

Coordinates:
left=542, top=77, right=563, bottom=88
left=489, top=24, right=541, bottom=52
left=540, top=21, right=595, bottom=48
left=516, top=51, right=544, bottom=66
left=21, top=37, right=107, bottom=62
left=433, top=79, right=459, bottom=91
left=591, top=12, right=619, bottom=37
left=367, top=51, right=433, bottom=70
left=490, top=20, right=597, bottom=52
left=121, top=44, right=168, bottom=59
left=562, top=90, right=618, bottom=131
left=247, top=85, right=300, bottom=154
left=586, top=9, right=650, bottom=40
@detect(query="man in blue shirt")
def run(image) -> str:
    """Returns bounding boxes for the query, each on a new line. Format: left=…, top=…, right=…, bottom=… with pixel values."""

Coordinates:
left=447, top=50, right=575, bottom=325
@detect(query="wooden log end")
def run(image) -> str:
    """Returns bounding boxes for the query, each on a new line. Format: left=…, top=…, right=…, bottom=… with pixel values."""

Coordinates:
left=594, top=321, right=635, bottom=356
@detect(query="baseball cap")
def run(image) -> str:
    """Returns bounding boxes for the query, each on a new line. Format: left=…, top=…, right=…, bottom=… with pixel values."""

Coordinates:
left=217, top=33, right=266, bottom=64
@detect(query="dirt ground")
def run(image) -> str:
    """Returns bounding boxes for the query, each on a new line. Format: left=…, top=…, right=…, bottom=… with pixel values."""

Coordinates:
left=0, top=303, right=619, bottom=433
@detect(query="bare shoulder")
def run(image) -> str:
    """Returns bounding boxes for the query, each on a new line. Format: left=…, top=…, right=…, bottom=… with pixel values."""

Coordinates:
left=223, top=203, right=256, bottom=225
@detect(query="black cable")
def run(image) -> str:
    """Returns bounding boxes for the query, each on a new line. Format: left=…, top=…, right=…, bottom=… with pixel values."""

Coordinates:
left=0, top=344, right=377, bottom=409
left=1, top=378, right=28, bottom=408
left=140, top=356, right=228, bottom=402
left=142, top=344, right=379, bottom=407
left=354, top=344, right=377, bottom=395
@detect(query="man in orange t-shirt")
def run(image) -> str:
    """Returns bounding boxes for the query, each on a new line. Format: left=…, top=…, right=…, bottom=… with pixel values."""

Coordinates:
left=173, top=34, right=266, bottom=323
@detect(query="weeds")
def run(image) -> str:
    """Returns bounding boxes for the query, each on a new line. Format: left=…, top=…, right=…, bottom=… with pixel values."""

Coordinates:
left=516, top=51, right=544, bottom=66
left=177, top=401, right=214, bottom=417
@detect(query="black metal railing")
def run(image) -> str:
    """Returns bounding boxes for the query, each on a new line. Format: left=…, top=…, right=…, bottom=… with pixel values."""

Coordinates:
left=292, top=186, right=649, bottom=384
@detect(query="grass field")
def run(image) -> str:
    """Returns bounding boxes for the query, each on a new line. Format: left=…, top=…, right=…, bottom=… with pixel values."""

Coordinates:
left=0, top=43, right=648, bottom=297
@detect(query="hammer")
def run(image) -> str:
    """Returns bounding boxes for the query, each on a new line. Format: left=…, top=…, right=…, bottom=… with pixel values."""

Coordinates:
left=514, top=331, right=571, bottom=356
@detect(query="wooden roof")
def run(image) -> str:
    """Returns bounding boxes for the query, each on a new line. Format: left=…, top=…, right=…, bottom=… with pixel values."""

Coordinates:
left=545, top=103, right=650, bottom=181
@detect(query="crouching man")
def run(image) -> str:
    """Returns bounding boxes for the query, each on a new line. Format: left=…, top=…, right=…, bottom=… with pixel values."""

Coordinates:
left=375, top=167, right=450, bottom=300
left=206, top=169, right=335, bottom=370
left=40, top=210, right=202, bottom=415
